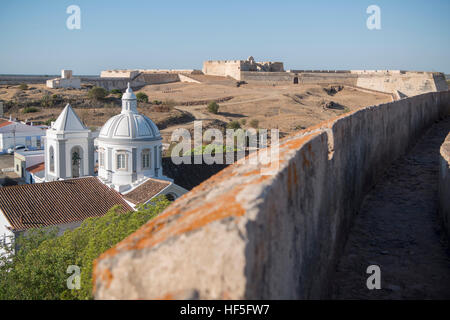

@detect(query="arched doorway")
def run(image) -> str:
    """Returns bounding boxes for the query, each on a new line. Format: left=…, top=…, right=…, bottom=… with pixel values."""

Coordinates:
left=71, top=146, right=83, bottom=178
left=293, top=77, right=299, bottom=84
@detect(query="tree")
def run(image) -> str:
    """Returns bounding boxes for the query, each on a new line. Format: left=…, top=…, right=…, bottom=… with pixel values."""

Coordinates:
left=88, top=87, right=108, bottom=101
left=19, top=83, right=28, bottom=90
left=136, top=92, right=149, bottom=103
left=207, top=101, right=219, bottom=114
left=227, top=120, right=241, bottom=130
left=0, top=196, right=170, bottom=300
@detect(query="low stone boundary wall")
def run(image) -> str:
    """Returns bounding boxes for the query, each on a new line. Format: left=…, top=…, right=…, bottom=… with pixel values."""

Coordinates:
left=241, top=71, right=294, bottom=82
left=93, top=91, right=450, bottom=299
left=439, top=132, right=450, bottom=237
left=136, top=73, right=180, bottom=85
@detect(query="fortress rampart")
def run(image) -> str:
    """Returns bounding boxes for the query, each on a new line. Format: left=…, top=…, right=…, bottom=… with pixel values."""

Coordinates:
left=240, top=70, right=447, bottom=97
left=440, top=132, right=450, bottom=237
left=202, top=59, right=447, bottom=97
left=93, top=90, right=450, bottom=299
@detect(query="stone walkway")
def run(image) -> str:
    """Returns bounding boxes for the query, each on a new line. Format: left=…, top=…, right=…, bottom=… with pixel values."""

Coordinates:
left=332, top=117, right=450, bottom=299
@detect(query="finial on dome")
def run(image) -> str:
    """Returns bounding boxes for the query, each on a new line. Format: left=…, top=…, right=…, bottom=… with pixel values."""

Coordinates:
left=121, top=82, right=137, bottom=113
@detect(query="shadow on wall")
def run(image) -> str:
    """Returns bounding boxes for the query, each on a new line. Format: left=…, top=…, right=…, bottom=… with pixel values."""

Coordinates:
left=93, top=91, right=450, bottom=299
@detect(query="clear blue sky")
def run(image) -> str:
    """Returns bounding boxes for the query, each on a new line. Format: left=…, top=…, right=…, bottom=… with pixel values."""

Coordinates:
left=1, top=0, right=449, bottom=74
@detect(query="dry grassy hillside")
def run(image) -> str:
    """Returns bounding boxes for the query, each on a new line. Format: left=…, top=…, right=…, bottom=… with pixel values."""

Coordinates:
left=0, top=78, right=393, bottom=143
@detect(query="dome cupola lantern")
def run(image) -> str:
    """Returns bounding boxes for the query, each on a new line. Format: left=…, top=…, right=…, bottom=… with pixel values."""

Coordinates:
left=121, top=83, right=138, bottom=114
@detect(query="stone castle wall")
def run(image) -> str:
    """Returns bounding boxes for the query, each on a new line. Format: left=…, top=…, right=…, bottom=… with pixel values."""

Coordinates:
left=243, top=70, right=447, bottom=97
left=202, top=60, right=243, bottom=80
left=201, top=61, right=447, bottom=97
left=440, top=132, right=450, bottom=237
left=93, top=90, right=450, bottom=299
left=135, top=73, right=180, bottom=85
left=202, top=59, right=284, bottom=80
left=355, top=72, right=447, bottom=97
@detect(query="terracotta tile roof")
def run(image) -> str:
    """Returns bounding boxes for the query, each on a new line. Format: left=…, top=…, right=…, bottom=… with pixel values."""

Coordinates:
left=0, top=177, right=133, bottom=231
left=26, top=162, right=45, bottom=173
left=123, top=178, right=170, bottom=205
left=0, top=120, right=12, bottom=128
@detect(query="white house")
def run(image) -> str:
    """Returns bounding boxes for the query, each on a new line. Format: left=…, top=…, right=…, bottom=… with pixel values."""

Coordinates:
left=14, top=149, right=44, bottom=178
left=46, top=70, right=81, bottom=89
left=0, top=119, right=45, bottom=154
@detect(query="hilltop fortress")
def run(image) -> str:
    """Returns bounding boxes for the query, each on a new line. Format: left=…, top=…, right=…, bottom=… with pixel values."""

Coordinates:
left=202, top=56, right=448, bottom=98
left=0, top=56, right=447, bottom=99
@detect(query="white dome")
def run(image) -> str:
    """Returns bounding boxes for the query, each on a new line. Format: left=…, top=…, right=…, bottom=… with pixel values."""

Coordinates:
left=97, top=83, right=161, bottom=141
left=98, top=112, right=161, bottom=141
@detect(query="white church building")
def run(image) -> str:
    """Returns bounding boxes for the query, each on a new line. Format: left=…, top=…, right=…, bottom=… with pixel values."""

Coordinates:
left=0, top=84, right=187, bottom=246
left=44, top=83, right=187, bottom=200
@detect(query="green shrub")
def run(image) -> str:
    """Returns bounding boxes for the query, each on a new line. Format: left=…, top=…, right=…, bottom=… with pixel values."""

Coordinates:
left=152, top=100, right=162, bottom=105
left=240, top=119, right=247, bottom=125
left=207, top=101, right=219, bottom=114
left=23, top=107, right=39, bottom=114
left=44, top=118, right=56, bottom=126
left=0, top=196, right=170, bottom=300
left=110, top=89, right=122, bottom=95
left=88, top=86, right=108, bottom=101
left=227, top=120, right=241, bottom=130
left=40, top=94, right=53, bottom=108
left=249, top=119, right=259, bottom=129
left=136, top=92, right=149, bottom=103
left=19, top=83, right=28, bottom=90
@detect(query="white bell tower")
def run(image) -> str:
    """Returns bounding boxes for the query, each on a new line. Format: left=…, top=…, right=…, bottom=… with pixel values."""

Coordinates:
left=44, top=104, right=95, bottom=181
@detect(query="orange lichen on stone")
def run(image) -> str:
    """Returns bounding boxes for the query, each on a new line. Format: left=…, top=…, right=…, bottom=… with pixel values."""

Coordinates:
left=284, top=132, right=321, bottom=151
left=95, top=125, right=320, bottom=265
left=158, top=293, right=174, bottom=300
left=98, top=268, right=113, bottom=289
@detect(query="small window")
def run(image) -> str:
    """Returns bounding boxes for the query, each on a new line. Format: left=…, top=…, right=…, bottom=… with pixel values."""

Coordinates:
left=116, top=153, right=127, bottom=170
left=36, top=137, right=41, bottom=149
left=49, top=146, right=55, bottom=172
left=142, top=149, right=150, bottom=169
left=25, top=136, right=32, bottom=148
left=99, top=149, right=105, bottom=168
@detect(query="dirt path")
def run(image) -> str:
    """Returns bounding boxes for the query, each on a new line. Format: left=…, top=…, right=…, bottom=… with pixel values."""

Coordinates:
left=332, top=117, right=450, bottom=299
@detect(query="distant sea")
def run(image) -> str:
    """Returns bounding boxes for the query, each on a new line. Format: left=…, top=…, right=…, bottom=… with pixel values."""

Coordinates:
left=0, top=74, right=97, bottom=78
